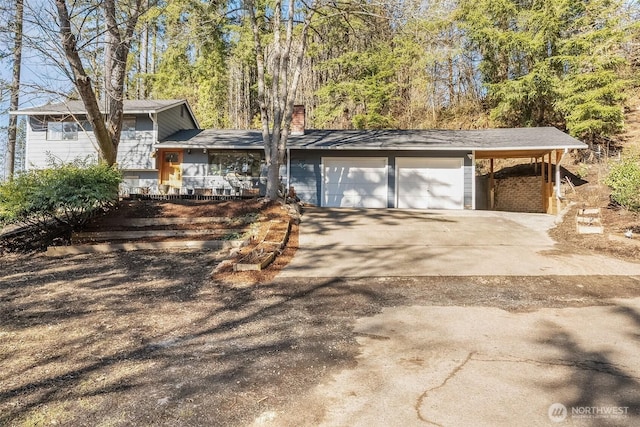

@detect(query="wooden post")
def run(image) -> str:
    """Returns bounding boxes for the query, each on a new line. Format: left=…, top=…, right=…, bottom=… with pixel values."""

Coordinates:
left=547, top=152, right=553, bottom=213
left=490, top=158, right=495, bottom=210
left=540, top=155, right=546, bottom=213
left=555, top=150, right=562, bottom=212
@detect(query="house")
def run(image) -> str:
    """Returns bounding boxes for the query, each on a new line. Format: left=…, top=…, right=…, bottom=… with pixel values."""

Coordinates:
left=12, top=99, right=199, bottom=191
left=14, top=100, right=587, bottom=213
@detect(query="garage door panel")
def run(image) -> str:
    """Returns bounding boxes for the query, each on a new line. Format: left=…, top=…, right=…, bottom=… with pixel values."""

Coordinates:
left=323, top=158, right=388, bottom=208
left=397, top=158, right=464, bottom=210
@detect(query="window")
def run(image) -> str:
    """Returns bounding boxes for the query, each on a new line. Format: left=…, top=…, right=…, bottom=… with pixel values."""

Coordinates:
left=165, top=152, right=179, bottom=163
left=121, top=118, right=136, bottom=139
left=47, top=122, right=78, bottom=140
left=208, top=151, right=262, bottom=178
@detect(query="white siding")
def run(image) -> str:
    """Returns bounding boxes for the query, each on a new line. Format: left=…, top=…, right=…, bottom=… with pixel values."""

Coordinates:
left=25, top=117, right=98, bottom=168
left=117, top=130, right=156, bottom=170
left=26, top=115, right=160, bottom=171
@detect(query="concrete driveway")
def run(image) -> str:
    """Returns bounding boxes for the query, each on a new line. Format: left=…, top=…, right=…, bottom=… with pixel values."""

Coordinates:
left=279, top=208, right=640, bottom=277
left=260, top=209, right=640, bottom=427
left=257, top=298, right=640, bottom=426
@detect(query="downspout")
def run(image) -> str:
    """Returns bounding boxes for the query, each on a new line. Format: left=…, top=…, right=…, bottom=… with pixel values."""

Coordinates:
left=149, top=112, right=159, bottom=170
left=556, top=149, right=568, bottom=199
left=286, top=147, right=291, bottom=196
left=470, top=151, right=476, bottom=210
left=148, top=112, right=158, bottom=139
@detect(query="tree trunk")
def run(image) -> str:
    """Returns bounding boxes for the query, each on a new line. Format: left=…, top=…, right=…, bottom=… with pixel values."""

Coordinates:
left=54, top=0, right=142, bottom=166
left=246, top=0, right=314, bottom=201
left=7, top=0, right=23, bottom=177
left=55, top=0, right=116, bottom=164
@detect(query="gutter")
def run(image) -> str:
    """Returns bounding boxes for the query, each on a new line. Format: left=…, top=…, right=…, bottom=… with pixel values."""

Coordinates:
left=149, top=112, right=158, bottom=158
left=556, top=148, right=568, bottom=199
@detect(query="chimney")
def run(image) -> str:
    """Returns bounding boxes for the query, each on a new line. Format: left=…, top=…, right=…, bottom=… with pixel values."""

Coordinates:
left=291, top=105, right=305, bottom=135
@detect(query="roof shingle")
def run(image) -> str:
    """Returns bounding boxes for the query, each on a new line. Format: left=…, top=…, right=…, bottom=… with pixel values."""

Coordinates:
left=12, top=99, right=188, bottom=115
left=157, top=127, right=587, bottom=151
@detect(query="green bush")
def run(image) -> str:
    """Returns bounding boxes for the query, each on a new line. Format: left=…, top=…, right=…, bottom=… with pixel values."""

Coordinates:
left=605, top=155, right=640, bottom=211
left=0, top=162, right=122, bottom=228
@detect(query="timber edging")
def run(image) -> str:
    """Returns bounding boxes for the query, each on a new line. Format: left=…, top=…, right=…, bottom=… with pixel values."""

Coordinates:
left=233, top=220, right=291, bottom=272
left=45, top=239, right=249, bottom=257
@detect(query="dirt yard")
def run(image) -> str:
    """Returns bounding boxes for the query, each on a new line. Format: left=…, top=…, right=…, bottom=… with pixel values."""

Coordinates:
left=1, top=198, right=640, bottom=426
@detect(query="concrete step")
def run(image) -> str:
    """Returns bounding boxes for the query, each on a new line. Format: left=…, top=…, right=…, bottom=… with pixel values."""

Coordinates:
left=576, top=207, right=603, bottom=234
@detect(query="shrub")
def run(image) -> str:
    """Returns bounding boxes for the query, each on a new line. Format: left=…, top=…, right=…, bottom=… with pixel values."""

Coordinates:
left=0, top=162, right=122, bottom=228
left=605, top=154, right=640, bottom=211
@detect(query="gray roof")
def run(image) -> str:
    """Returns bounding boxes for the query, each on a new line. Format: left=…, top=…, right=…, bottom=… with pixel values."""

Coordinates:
left=12, top=99, right=190, bottom=116
left=158, top=129, right=265, bottom=149
left=157, top=127, right=586, bottom=151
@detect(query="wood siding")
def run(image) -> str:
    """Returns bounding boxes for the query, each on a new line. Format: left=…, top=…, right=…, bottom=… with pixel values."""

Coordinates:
left=26, top=116, right=98, bottom=168
left=157, top=105, right=198, bottom=140
left=25, top=105, right=197, bottom=172
left=118, top=116, right=155, bottom=170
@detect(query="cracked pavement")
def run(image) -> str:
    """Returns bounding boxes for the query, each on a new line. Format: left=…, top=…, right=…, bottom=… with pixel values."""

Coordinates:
left=254, top=209, right=640, bottom=426
left=255, top=298, right=640, bottom=426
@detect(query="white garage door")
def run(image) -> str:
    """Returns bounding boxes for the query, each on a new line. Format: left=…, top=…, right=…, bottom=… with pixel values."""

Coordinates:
left=323, top=157, right=388, bottom=208
left=396, top=157, right=464, bottom=209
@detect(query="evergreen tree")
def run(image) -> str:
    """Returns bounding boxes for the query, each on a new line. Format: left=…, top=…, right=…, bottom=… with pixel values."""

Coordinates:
left=310, top=3, right=397, bottom=129
left=460, top=0, right=629, bottom=142
left=149, top=0, right=229, bottom=128
left=555, top=0, right=628, bottom=145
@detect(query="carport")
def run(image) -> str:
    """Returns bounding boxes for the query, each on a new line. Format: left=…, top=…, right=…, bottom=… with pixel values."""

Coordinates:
left=475, top=148, right=565, bottom=214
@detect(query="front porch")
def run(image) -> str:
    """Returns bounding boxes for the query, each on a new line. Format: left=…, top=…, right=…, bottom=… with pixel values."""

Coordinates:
left=120, top=187, right=261, bottom=201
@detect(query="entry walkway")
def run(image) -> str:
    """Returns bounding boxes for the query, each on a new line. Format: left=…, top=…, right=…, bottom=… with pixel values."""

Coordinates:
left=279, top=208, right=640, bottom=277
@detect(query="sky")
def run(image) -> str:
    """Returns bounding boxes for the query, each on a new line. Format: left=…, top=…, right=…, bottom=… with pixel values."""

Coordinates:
left=1, top=0, right=73, bottom=178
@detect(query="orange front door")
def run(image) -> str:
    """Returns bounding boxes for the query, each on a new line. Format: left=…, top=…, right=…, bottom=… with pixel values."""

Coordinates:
left=159, top=150, right=183, bottom=186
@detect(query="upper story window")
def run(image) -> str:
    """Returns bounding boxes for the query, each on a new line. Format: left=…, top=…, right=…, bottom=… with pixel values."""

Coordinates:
left=121, top=117, right=136, bottom=139
left=47, top=121, right=78, bottom=140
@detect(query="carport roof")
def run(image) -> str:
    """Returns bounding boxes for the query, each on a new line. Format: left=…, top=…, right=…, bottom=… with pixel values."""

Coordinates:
left=157, top=127, right=586, bottom=152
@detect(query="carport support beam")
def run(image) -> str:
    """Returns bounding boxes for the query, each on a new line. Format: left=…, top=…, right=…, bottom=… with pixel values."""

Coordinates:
left=490, top=158, right=495, bottom=210
left=540, top=155, right=546, bottom=212
left=547, top=152, right=553, bottom=213
left=555, top=149, right=564, bottom=209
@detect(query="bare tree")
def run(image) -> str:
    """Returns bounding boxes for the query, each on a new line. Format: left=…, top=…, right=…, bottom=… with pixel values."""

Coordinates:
left=54, top=0, right=145, bottom=166
left=7, top=0, right=23, bottom=177
left=245, top=0, right=315, bottom=200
